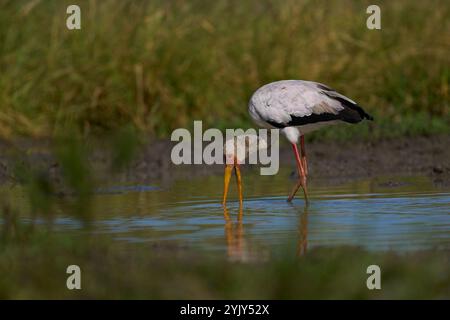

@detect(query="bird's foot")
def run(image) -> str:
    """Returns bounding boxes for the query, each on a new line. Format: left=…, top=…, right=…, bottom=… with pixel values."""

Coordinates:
left=287, top=176, right=308, bottom=202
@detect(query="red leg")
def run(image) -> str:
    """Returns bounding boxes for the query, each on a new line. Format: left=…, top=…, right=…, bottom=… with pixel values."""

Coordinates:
left=292, top=143, right=304, bottom=176
left=300, top=135, right=308, bottom=176
left=288, top=143, right=308, bottom=202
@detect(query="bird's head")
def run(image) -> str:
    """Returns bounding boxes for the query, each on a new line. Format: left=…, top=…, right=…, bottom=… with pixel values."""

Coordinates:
left=222, top=134, right=268, bottom=207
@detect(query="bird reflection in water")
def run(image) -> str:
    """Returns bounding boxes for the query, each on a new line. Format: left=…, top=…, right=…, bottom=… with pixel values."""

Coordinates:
left=296, top=205, right=309, bottom=257
left=223, top=206, right=252, bottom=262
left=223, top=204, right=309, bottom=261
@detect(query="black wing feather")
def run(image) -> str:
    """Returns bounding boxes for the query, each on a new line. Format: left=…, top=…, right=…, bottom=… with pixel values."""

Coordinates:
left=321, top=92, right=374, bottom=123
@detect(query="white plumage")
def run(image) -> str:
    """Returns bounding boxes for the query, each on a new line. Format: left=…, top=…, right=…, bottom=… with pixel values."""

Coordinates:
left=248, top=80, right=373, bottom=144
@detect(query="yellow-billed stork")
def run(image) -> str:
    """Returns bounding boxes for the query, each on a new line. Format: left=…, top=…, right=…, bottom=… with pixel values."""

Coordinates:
left=223, top=80, right=373, bottom=206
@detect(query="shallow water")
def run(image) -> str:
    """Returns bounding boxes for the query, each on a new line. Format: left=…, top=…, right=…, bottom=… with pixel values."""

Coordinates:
left=4, top=167, right=450, bottom=257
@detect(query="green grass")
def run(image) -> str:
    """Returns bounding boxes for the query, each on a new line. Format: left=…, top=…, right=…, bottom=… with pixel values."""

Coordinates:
left=0, top=0, right=448, bottom=140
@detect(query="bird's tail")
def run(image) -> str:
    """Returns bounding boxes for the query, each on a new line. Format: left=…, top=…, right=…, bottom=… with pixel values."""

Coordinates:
left=363, top=111, right=374, bottom=121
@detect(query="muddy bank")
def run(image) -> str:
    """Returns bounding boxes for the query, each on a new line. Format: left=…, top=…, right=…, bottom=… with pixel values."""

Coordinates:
left=111, top=135, right=450, bottom=187
left=0, top=135, right=449, bottom=188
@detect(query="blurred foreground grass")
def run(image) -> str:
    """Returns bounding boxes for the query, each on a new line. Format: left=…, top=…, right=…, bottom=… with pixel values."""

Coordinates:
left=0, top=0, right=449, bottom=140
left=0, top=228, right=448, bottom=299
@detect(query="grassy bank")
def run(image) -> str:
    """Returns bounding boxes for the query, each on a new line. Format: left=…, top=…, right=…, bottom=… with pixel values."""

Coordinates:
left=0, top=0, right=449, bottom=140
